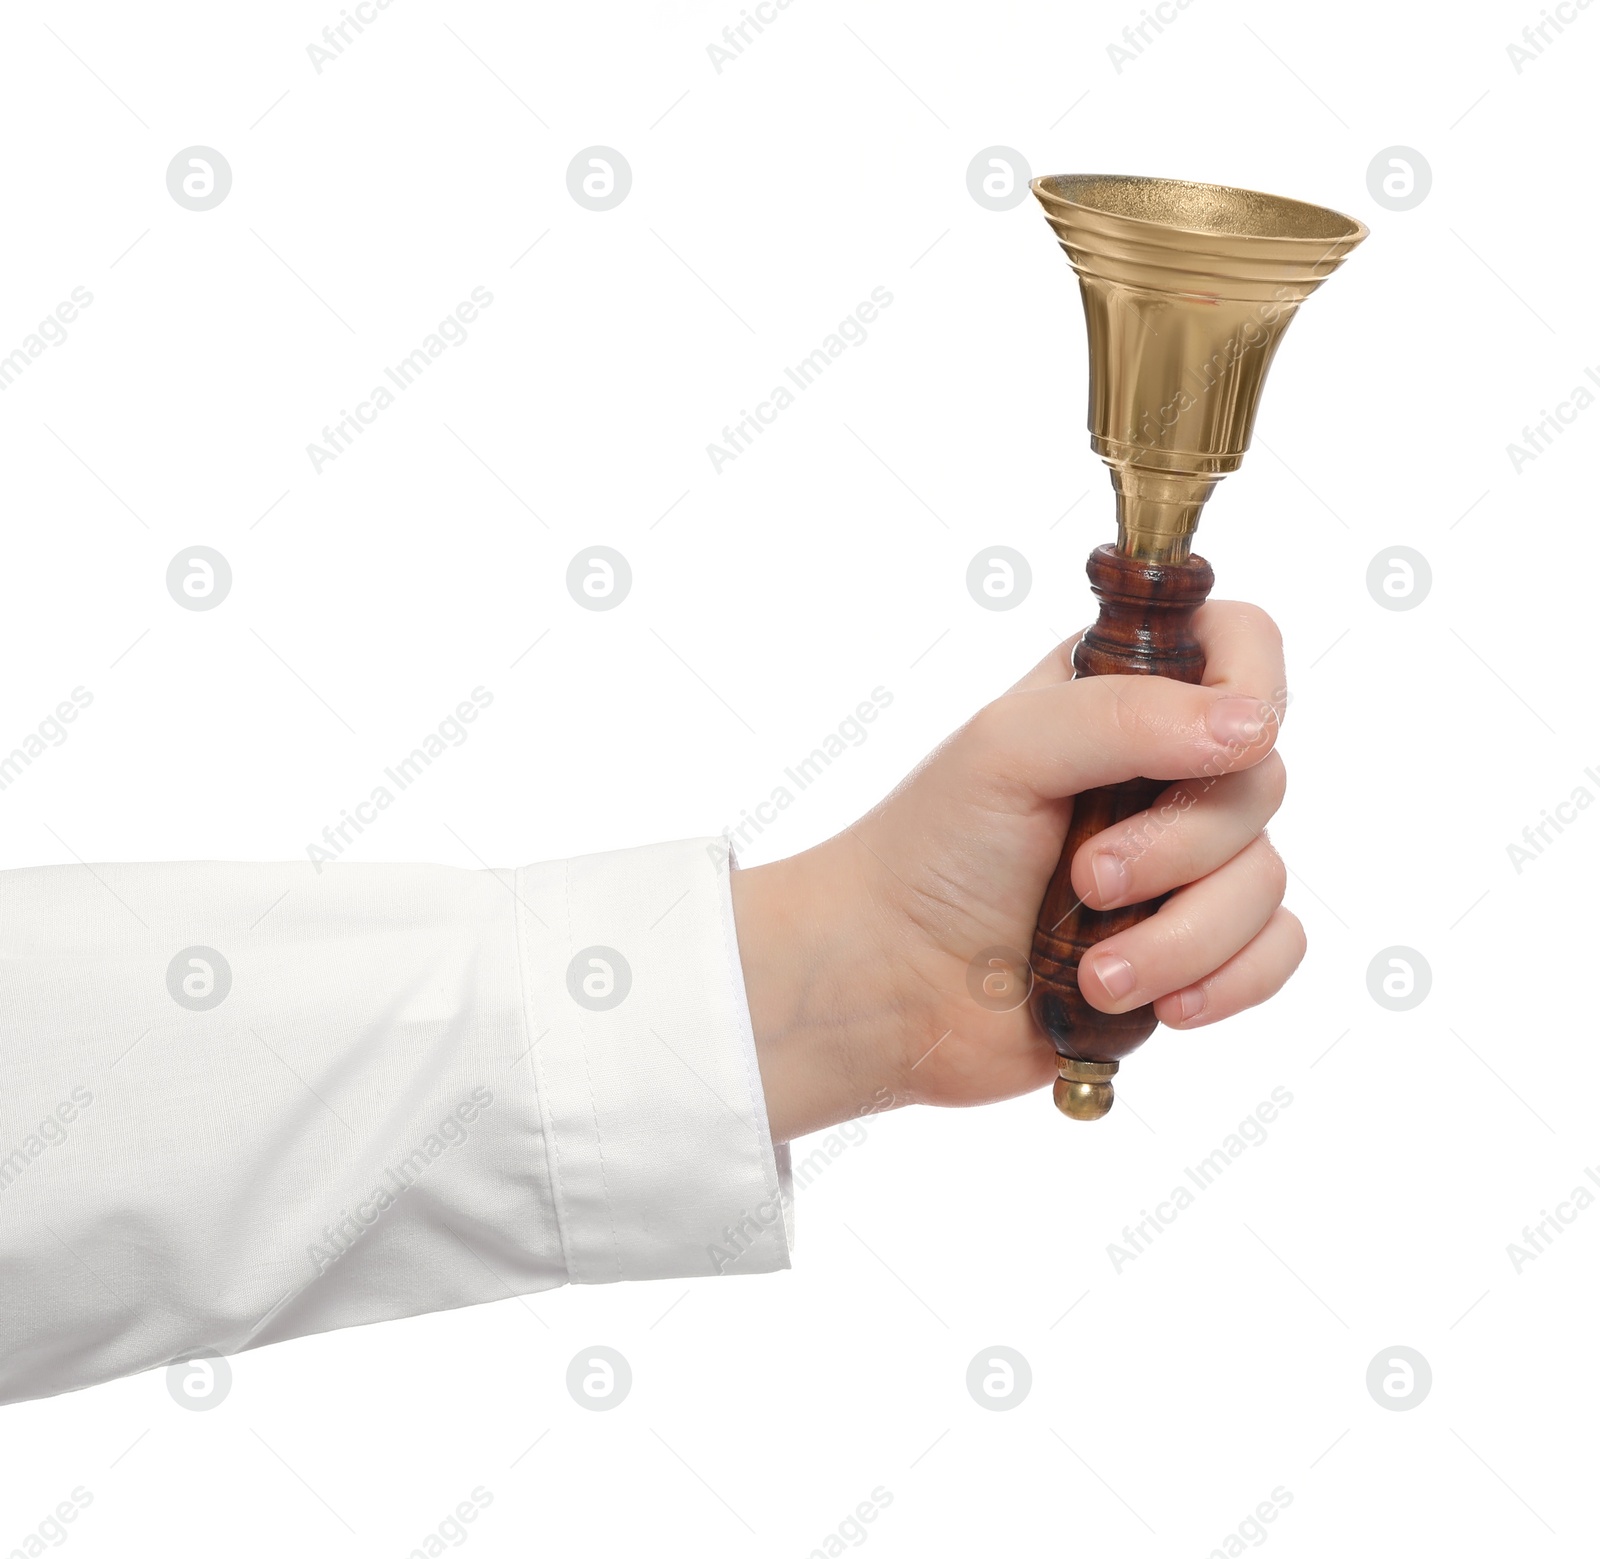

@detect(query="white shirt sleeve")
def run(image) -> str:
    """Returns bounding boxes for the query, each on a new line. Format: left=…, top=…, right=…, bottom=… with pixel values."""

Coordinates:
left=0, top=836, right=792, bottom=1406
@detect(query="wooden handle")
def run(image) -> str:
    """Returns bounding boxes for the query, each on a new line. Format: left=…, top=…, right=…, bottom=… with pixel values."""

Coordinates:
left=1031, top=544, right=1214, bottom=1067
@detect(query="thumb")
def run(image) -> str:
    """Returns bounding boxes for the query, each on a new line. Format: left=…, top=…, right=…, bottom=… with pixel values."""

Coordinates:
left=958, top=674, right=1281, bottom=803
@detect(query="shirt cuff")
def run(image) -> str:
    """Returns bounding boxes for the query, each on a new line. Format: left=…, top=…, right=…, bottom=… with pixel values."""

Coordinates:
left=513, top=837, right=793, bottom=1282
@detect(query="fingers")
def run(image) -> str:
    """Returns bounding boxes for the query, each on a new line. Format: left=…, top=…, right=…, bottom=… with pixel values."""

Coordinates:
left=1077, top=836, right=1288, bottom=1013
left=1152, top=906, right=1307, bottom=1029
left=986, top=600, right=1298, bottom=1039
left=1071, top=753, right=1287, bottom=910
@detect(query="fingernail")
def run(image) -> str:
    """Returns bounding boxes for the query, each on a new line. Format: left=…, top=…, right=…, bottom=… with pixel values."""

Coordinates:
left=1091, top=850, right=1129, bottom=906
left=1092, top=953, right=1136, bottom=1000
left=1208, top=697, right=1267, bottom=747
left=1176, top=985, right=1206, bottom=1021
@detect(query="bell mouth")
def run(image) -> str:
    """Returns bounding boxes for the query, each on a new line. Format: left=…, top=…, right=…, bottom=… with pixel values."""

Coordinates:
left=1032, top=172, right=1366, bottom=298
left=1032, top=173, right=1366, bottom=246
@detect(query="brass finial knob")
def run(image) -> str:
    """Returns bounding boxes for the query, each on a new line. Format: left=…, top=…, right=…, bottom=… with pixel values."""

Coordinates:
left=1054, top=1058, right=1118, bottom=1121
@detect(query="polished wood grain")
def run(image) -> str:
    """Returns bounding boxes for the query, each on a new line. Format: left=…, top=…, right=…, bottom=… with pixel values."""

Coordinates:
left=1031, top=544, right=1214, bottom=1064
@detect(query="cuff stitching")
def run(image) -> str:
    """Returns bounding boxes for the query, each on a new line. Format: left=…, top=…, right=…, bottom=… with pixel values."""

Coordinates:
left=518, top=862, right=575, bottom=1284
left=717, top=851, right=790, bottom=1262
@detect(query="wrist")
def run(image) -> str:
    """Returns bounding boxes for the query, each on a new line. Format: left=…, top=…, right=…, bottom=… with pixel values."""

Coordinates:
left=728, top=844, right=907, bottom=1143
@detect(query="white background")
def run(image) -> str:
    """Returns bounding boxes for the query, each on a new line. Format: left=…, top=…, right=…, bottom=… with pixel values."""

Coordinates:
left=0, top=0, right=1594, bottom=1554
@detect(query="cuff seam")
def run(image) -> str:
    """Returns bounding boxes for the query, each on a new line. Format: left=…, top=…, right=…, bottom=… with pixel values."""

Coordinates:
left=515, top=865, right=575, bottom=1285
left=716, top=851, right=794, bottom=1261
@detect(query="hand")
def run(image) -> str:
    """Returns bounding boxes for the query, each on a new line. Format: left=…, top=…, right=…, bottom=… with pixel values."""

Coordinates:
left=731, top=603, right=1300, bottom=1143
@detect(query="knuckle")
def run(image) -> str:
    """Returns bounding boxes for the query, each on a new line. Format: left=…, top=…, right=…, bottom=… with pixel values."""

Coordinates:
left=1163, top=910, right=1202, bottom=959
left=1282, top=907, right=1308, bottom=965
left=1255, top=835, right=1289, bottom=898
left=1101, top=679, right=1150, bottom=743
left=1118, top=810, right=1165, bottom=866
left=1215, top=601, right=1290, bottom=721
left=967, top=694, right=1016, bottom=754
left=1254, top=750, right=1288, bottom=812
left=1234, top=600, right=1285, bottom=655
left=1284, top=910, right=1309, bottom=972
